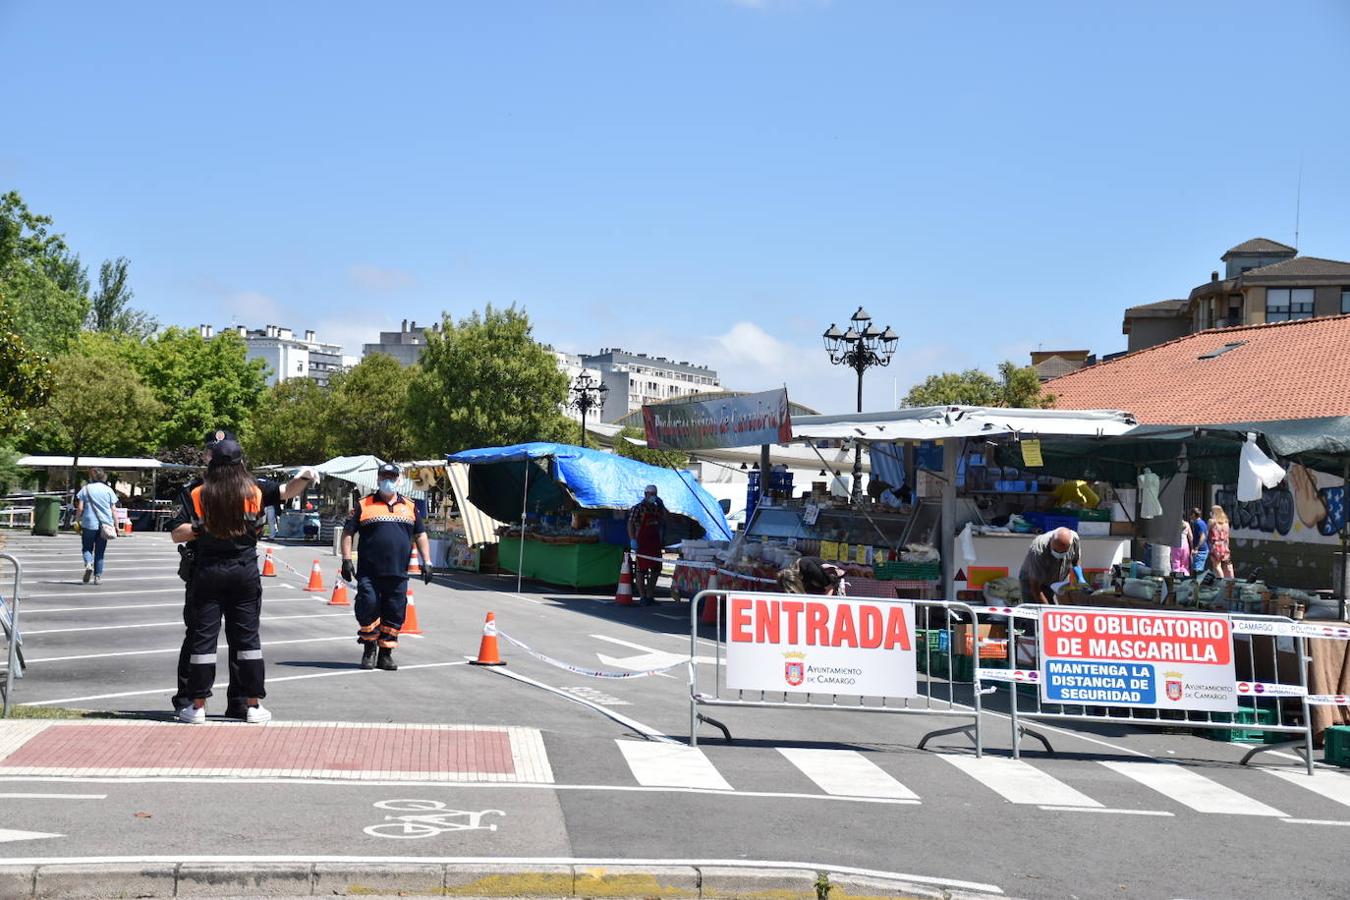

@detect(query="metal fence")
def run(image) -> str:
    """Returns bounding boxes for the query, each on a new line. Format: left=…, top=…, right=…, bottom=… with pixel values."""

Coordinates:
left=974, top=604, right=1335, bottom=775
left=1, top=553, right=24, bottom=717
left=688, top=589, right=986, bottom=755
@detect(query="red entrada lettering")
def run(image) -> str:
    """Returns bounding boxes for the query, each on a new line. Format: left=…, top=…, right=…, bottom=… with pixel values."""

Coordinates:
left=729, top=597, right=910, bottom=650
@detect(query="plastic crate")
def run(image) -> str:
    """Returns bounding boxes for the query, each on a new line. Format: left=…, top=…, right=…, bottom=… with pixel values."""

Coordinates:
left=1024, top=511, right=1079, bottom=533
left=1325, top=726, right=1350, bottom=767
left=1074, top=508, right=1112, bottom=523
left=874, top=561, right=941, bottom=581
left=1199, top=706, right=1280, bottom=744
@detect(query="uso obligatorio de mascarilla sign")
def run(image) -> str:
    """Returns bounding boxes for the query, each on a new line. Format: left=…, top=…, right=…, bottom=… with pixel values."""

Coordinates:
left=642, top=388, right=793, bottom=451
left=724, top=592, right=917, bottom=699
left=1039, top=609, right=1237, bottom=712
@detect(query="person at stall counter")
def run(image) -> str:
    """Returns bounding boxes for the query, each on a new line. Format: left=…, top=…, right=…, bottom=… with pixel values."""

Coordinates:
left=170, top=429, right=317, bottom=719
left=340, top=462, right=433, bottom=671
left=777, top=557, right=846, bottom=595
left=627, top=484, right=667, bottom=605
left=1018, top=527, right=1082, bottom=604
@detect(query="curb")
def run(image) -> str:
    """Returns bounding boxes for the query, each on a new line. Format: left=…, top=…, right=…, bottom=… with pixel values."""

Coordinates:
left=0, top=862, right=1011, bottom=899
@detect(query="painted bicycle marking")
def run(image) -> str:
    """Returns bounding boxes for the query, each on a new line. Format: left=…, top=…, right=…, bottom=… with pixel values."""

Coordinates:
left=363, top=799, right=504, bottom=839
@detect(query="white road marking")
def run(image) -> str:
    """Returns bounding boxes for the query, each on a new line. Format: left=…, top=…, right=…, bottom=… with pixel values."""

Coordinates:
left=27, top=636, right=353, bottom=664
left=0, top=793, right=105, bottom=800
left=0, top=828, right=62, bottom=843
left=937, top=754, right=1102, bottom=808
left=21, top=596, right=321, bottom=614
left=21, top=661, right=471, bottom=705
left=1263, top=766, right=1350, bottom=809
left=591, top=633, right=714, bottom=670
left=483, top=665, right=676, bottom=744
left=1281, top=818, right=1350, bottom=827
left=24, top=612, right=349, bottom=635
left=441, top=575, right=546, bottom=606
left=1099, top=761, right=1287, bottom=817
left=778, top=748, right=918, bottom=800
left=1037, top=806, right=1174, bottom=816
left=18, top=588, right=186, bottom=599
left=616, top=740, right=732, bottom=791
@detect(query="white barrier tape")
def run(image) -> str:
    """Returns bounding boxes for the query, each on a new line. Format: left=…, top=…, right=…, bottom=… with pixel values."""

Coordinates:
left=1234, top=681, right=1307, bottom=698
left=1306, top=694, right=1350, bottom=706
left=978, top=668, right=1041, bottom=684
left=1231, top=620, right=1350, bottom=640
left=672, top=558, right=780, bottom=586
left=496, top=629, right=689, bottom=680
left=972, top=605, right=1041, bottom=619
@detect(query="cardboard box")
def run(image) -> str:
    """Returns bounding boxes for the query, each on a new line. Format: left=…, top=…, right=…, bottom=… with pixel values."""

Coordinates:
left=1110, top=521, right=1136, bottom=536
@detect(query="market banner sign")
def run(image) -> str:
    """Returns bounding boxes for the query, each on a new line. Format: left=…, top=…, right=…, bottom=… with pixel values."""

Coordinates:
left=724, top=591, right=917, bottom=699
left=1039, top=608, right=1237, bottom=712
left=642, top=388, right=792, bottom=451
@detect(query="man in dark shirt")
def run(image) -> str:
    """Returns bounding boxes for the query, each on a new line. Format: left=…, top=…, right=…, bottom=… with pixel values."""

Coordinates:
left=168, top=429, right=316, bottom=717
left=1018, top=527, right=1082, bottom=604
left=341, top=462, right=433, bottom=671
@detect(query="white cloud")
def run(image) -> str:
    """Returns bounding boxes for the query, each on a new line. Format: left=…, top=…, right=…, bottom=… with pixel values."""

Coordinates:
left=349, top=264, right=418, bottom=292
left=222, top=290, right=283, bottom=323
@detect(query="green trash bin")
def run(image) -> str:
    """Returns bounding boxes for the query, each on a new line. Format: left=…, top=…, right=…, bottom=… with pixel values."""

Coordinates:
left=32, top=495, right=61, bottom=536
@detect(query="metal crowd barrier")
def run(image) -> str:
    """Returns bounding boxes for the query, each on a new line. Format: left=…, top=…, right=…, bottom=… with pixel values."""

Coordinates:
left=688, top=588, right=985, bottom=755
left=974, top=604, right=1333, bottom=776
left=1, top=553, right=24, bottom=717
left=0, top=508, right=34, bottom=529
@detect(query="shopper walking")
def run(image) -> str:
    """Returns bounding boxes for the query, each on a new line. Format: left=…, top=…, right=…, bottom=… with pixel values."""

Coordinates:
left=1189, top=507, right=1210, bottom=574
left=169, top=430, right=318, bottom=720
left=1208, top=505, right=1234, bottom=579
left=74, top=468, right=120, bottom=585
left=627, top=484, right=667, bottom=605
left=340, top=462, right=432, bottom=671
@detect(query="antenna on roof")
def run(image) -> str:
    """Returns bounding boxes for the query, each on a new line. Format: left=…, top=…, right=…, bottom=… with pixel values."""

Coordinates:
left=1294, top=154, right=1303, bottom=251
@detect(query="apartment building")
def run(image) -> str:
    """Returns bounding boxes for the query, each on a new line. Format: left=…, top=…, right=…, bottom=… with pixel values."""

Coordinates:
left=361, top=318, right=443, bottom=365
left=577, top=348, right=722, bottom=422
left=200, top=324, right=346, bottom=387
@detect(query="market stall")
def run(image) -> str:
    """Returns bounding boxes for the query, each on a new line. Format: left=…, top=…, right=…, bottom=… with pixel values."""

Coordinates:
left=446, top=442, right=732, bottom=589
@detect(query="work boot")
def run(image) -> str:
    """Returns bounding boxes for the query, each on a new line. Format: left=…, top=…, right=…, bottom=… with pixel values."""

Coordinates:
left=360, top=643, right=378, bottom=670
left=376, top=647, right=398, bottom=671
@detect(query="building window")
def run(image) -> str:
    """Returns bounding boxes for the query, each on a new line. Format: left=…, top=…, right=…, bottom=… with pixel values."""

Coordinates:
left=1266, top=287, right=1314, bottom=322
left=1341, top=287, right=1350, bottom=314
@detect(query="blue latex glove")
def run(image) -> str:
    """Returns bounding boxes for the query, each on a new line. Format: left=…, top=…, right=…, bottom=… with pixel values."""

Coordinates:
left=630, top=538, right=639, bottom=553
left=1072, top=565, right=1086, bottom=585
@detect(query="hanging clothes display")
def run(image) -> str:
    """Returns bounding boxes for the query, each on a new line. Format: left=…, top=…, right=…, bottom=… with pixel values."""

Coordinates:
left=1138, top=467, right=1162, bottom=519
left=1238, top=433, right=1287, bottom=502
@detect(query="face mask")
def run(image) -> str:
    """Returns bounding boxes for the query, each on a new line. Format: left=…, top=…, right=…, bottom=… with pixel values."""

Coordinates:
left=378, top=479, right=398, bottom=496
left=1050, top=547, right=1068, bottom=560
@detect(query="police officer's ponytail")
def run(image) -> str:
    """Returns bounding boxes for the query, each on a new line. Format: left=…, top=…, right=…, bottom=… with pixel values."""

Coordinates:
left=200, top=439, right=255, bottom=539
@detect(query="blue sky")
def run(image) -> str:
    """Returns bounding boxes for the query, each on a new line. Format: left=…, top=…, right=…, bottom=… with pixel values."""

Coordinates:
left=4, top=1, right=1349, bottom=414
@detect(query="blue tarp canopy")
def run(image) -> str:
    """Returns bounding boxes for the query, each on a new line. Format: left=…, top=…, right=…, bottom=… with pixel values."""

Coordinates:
left=446, top=442, right=732, bottom=541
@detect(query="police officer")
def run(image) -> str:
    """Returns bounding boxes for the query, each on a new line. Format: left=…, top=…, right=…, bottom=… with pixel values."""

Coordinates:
left=169, top=429, right=316, bottom=718
left=340, top=462, right=432, bottom=671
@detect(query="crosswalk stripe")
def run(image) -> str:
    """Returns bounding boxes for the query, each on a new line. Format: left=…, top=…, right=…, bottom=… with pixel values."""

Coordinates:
left=778, top=748, right=919, bottom=800
left=1263, top=767, right=1350, bottom=809
left=616, top=741, right=731, bottom=791
left=937, top=754, right=1102, bottom=807
left=1100, top=761, right=1286, bottom=817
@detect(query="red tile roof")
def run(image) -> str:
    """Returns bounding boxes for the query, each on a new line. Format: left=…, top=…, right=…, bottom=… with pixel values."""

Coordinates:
left=1048, top=315, right=1350, bottom=424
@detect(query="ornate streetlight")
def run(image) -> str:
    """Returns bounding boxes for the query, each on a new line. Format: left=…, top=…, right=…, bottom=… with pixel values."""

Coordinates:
left=569, top=372, right=609, bottom=448
left=823, top=307, right=899, bottom=501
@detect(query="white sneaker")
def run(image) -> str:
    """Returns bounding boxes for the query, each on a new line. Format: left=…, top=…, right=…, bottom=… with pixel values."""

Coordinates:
left=93, top=575, right=101, bottom=585
left=177, top=705, right=206, bottom=725
left=245, top=704, right=272, bottom=724
left=83, top=564, right=93, bottom=583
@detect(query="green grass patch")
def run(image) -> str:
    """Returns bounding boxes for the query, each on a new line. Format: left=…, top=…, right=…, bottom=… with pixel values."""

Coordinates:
left=3, top=705, right=117, bottom=720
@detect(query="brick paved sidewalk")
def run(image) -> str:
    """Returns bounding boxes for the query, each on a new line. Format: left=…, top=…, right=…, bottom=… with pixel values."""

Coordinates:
left=0, top=721, right=554, bottom=782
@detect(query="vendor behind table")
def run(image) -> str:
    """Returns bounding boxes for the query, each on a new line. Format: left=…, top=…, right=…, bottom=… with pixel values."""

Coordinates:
left=1018, top=527, right=1084, bottom=604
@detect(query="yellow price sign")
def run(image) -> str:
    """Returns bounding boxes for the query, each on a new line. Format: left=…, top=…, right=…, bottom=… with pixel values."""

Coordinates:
left=1021, top=439, right=1044, bottom=468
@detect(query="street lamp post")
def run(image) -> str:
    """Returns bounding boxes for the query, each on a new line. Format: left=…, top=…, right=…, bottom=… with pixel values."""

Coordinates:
left=569, top=372, right=609, bottom=448
left=823, top=307, right=899, bottom=502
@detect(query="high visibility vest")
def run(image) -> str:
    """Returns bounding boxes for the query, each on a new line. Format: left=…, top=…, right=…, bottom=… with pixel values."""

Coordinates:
left=191, top=484, right=265, bottom=527
left=356, top=493, right=417, bottom=526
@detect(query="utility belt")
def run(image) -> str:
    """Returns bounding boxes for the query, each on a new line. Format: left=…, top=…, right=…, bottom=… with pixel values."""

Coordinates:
left=178, top=543, right=257, bottom=582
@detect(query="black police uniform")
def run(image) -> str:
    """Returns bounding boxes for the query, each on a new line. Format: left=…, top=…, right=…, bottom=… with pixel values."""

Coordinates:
left=344, top=492, right=425, bottom=650
left=171, top=479, right=281, bottom=705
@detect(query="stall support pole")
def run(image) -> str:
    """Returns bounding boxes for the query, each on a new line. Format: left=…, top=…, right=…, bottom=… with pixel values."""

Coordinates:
left=759, top=445, right=771, bottom=495
left=1340, top=461, right=1350, bottom=620
left=942, top=437, right=958, bottom=602
left=516, top=463, right=530, bottom=594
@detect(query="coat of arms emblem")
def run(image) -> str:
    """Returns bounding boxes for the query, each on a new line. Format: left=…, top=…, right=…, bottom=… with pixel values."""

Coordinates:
left=783, top=651, right=806, bottom=687
left=1164, top=671, right=1183, bottom=702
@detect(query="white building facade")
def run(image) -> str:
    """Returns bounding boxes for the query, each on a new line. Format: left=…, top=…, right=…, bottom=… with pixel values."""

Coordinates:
left=203, top=324, right=347, bottom=387
left=579, top=349, right=721, bottom=422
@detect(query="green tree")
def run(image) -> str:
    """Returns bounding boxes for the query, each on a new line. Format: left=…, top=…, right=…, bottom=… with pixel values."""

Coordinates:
left=902, top=360, right=1053, bottom=409
left=408, top=305, right=572, bottom=456
left=612, top=426, right=689, bottom=467
left=38, top=346, right=163, bottom=475
left=87, top=257, right=158, bottom=338
left=131, top=327, right=269, bottom=450
left=249, top=377, right=336, bottom=465
left=328, top=354, right=417, bottom=461
left=0, top=191, right=90, bottom=355
left=0, top=297, right=54, bottom=438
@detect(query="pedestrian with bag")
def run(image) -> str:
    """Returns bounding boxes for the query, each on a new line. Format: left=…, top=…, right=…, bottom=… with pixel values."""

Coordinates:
left=340, top=462, right=432, bottom=671
left=169, top=429, right=318, bottom=720
left=74, top=467, right=121, bottom=585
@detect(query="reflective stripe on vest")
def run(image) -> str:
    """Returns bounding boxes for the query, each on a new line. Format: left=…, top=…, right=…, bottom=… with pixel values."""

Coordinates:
left=358, top=494, right=416, bottom=525
left=190, top=484, right=264, bottom=520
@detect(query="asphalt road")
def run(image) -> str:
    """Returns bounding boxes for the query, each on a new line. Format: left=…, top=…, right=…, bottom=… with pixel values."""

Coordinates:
left=2, top=531, right=1348, bottom=899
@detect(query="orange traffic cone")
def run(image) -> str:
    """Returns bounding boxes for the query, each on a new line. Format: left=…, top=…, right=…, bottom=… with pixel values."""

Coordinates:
left=700, top=572, right=721, bottom=625
left=615, top=553, right=636, bottom=606
left=400, top=585, right=423, bottom=635
left=121, top=519, right=133, bottom=536
left=469, top=612, right=505, bottom=666
left=328, top=579, right=350, bottom=606
left=261, top=549, right=277, bottom=577
left=305, top=559, right=325, bottom=592
left=408, top=549, right=422, bottom=576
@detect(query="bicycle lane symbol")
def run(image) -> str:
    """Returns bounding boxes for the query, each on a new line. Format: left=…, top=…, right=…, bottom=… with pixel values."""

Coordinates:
left=363, top=799, right=505, bottom=840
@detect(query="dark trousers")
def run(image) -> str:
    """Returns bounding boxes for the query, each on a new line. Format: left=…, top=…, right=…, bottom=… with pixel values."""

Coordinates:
left=179, top=554, right=265, bottom=701
left=355, top=575, right=408, bottom=649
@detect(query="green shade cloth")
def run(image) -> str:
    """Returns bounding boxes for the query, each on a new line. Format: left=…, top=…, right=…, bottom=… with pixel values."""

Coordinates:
left=498, top=537, right=624, bottom=588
